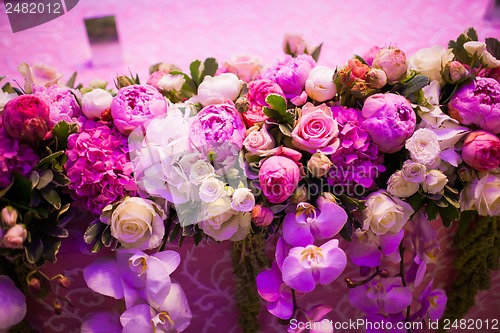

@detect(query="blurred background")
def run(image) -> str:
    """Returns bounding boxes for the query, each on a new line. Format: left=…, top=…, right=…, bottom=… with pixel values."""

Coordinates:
left=1, top=1, right=500, bottom=332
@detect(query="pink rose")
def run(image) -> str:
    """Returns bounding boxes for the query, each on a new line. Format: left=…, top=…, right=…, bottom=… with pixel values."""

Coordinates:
left=259, top=154, right=301, bottom=204
left=2, top=95, right=50, bottom=145
left=2, top=225, right=27, bottom=249
left=243, top=79, right=285, bottom=127
left=243, top=125, right=275, bottom=156
left=220, top=55, right=262, bottom=82
left=373, top=48, right=408, bottom=83
left=292, top=103, right=340, bottom=154
left=462, top=130, right=500, bottom=171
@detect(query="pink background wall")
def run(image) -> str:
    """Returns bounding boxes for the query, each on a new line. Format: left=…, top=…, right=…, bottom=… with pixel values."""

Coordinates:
left=1, top=0, right=499, bottom=332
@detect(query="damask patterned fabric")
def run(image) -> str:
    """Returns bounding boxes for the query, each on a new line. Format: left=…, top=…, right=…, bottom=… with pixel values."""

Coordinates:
left=0, top=0, right=499, bottom=332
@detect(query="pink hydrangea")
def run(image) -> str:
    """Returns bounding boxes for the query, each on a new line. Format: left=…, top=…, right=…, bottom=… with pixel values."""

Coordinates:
left=110, top=84, right=168, bottom=135
left=64, top=120, right=137, bottom=215
left=448, top=77, right=500, bottom=134
left=0, top=126, right=39, bottom=189
left=33, top=85, right=82, bottom=126
left=328, top=106, right=385, bottom=189
left=361, top=93, right=416, bottom=153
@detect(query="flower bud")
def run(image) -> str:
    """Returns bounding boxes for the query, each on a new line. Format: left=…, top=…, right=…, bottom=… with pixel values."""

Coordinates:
left=59, top=276, right=71, bottom=289
left=307, top=152, right=333, bottom=178
left=251, top=205, right=273, bottom=227
left=373, top=48, right=408, bottom=83
left=82, top=88, right=113, bottom=119
left=2, top=225, right=27, bottom=249
left=290, top=185, right=308, bottom=205
left=53, top=300, right=62, bottom=315
left=366, top=68, right=388, bottom=89
left=458, top=165, right=475, bottom=183
left=1, top=206, right=18, bottom=227
left=28, top=278, right=41, bottom=293
left=378, top=269, right=390, bottom=278
left=89, top=79, right=108, bottom=90
left=115, top=75, right=135, bottom=88
left=443, top=61, right=466, bottom=84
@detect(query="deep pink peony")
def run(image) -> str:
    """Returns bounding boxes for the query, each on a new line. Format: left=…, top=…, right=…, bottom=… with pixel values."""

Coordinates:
left=361, top=93, right=416, bottom=153
left=0, top=126, right=39, bottom=188
left=243, top=79, right=285, bottom=127
left=263, top=54, right=315, bottom=99
left=65, top=120, right=137, bottom=215
left=110, top=84, right=168, bottom=134
left=259, top=154, right=300, bottom=204
left=448, top=77, right=500, bottom=134
left=2, top=95, right=50, bottom=145
left=33, top=85, right=82, bottom=125
left=189, top=102, right=246, bottom=169
left=292, top=103, right=340, bottom=154
left=462, top=130, right=500, bottom=171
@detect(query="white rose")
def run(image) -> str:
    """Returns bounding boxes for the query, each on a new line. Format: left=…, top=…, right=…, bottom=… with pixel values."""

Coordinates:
left=199, top=177, right=224, bottom=203
left=460, top=173, right=500, bottom=216
left=305, top=66, right=336, bottom=102
left=405, top=128, right=441, bottom=166
left=481, top=50, right=500, bottom=68
left=422, top=170, right=448, bottom=194
left=401, top=160, right=427, bottom=183
left=197, top=73, right=242, bottom=106
left=199, top=197, right=251, bottom=241
left=157, top=74, right=185, bottom=91
left=189, top=160, right=215, bottom=185
left=231, top=188, right=255, bottom=212
left=82, top=88, right=113, bottom=119
left=463, top=41, right=500, bottom=68
left=409, top=46, right=453, bottom=84
left=361, top=190, right=414, bottom=236
left=222, top=55, right=262, bottom=82
left=387, top=171, right=419, bottom=198
left=109, top=197, right=166, bottom=250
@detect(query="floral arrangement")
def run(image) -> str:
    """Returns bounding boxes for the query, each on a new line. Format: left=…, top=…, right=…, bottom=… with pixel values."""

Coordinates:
left=0, top=27, right=499, bottom=333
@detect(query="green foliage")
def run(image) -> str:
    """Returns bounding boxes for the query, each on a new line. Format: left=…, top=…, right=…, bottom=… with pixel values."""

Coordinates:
left=310, top=43, right=323, bottom=62
left=390, top=73, right=430, bottom=102
left=232, top=233, right=271, bottom=333
left=443, top=215, right=500, bottom=323
left=263, top=94, right=295, bottom=125
left=485, top=37, right=500, bottom=60
left=448, top=27, right=479, bottom=67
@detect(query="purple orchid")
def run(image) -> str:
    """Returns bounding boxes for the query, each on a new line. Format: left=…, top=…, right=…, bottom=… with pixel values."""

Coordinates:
left=411, top=280, right=447, bottom=321
left=282, top=239, right=347, bottom=293
left=349, top=229, right=404, bottom=267
left=282, top=198, right=348, bottom=247
left=288, top=304, right=334, bottom=333
left=256, top=263, right=294, bottom=320
left=348, top=277, right=412, bottom=316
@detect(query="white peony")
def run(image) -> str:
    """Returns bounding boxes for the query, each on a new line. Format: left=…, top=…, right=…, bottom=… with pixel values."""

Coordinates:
left=405, top=128, right=441, bottom=166
left=361, top=190, right=414, bottom=236
left=305, top=66, right=336, bottom=102
left=422, top=170, right=448, bottom=194
left=196, top=73, right=242, bottom=106
left=408, top=46, right=453, bottom=84
left=231, top=188, right=255, bottom=212
left=157, top=74, right=185, bottom=91
left=387, top=171, right=420, bottom=198
left=82, top=88, right=113, bottom=119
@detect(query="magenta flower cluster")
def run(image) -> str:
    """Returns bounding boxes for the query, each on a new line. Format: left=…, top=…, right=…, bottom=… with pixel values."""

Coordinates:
left=64, top=120, right=137, bottom=215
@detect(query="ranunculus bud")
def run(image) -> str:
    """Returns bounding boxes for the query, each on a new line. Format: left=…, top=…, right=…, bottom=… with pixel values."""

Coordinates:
left=2, top=95, right=50, bottom=145
left=28, top=278, right=41, bottom=293
left=307, top=152, right=333, bottom=178
left=305, top=66, right=336, bottom=102
left=373, top=48, right=408, bottom=83
left=251, top=205, right=274, bottom=227
left=1, top=206, right=18, bottom=227
left=462, top=130, right=500, bottom=171
left=443, top=61, right=466, bottom=84
left=366, top=68, right=388, bottom=89
left=2, top=225, right=27, bottom=249
left=82, top=89, right=113, bottom=119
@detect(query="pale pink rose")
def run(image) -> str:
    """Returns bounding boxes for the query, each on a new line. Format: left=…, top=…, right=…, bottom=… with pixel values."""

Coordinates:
left=220, top=55, right=262, bottom=82
left=243, top=125, right=275, bottom=155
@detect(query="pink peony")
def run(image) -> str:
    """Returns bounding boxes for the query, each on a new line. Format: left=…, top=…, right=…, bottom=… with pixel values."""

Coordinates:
left=462, top=130, right=500, bottom=171
left=65, top=120, right=137, bottom=215
left=259, top=154, right=301, bottom=204
left=448, top=77, right=500, bottom=134
left=189, top=102, right=246, bottom=169
left=292, top=103, right=340, bottom=154
left=243, top=79, right=285, bottom=126
left=372, top=48, right=408, bottom=83
left=33, top=85, right=82, bottom=125
left=361, top=93, right=416, bottom=153
left=110, top=84, right=168, bottom=135
left=2, top=95, right=50, bottom=145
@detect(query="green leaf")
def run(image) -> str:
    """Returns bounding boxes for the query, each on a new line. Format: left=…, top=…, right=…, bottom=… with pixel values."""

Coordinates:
left=310, top=43, right=323, bottom=62
left=443, top=193, right=461, bottom=209
left=449, top=28, right=478, bottom=66
left=189, top=60, right=202, bottom=86
left=101, top=226, right=114, bottom=247
left=265, top=94, right=287, bottom=114
left=84, top=221, right=107, bottom=244
left=408, top=193, right=425, bottom=212
left=486, top=37, right=500, bottom=61
left=65, top=72, right=78, bottom=88
left=438, top=204, right=460, bottom=227
left=42, top=237, right=61, bottom=263
left=10, top=173, right=33, bottom=204
left=42, top=226, right=69, bottom=238
left=426, top=200, right=439, bottom=221
left=35, top=151, right=64, bottom=169
left=400, top=75, right=430, bottom=98
left=353, top=55, right=369, bottom=65
left=465, top=27, right=478, bottom=41
left=0, top=180, right=13, bottom=197
left=51, top=172, right=71, bottom=187
left=36, top=170, right=53, bottom=189
left=24, top=235, right=43, bottom=264
left=51, top=121, right=74, bottom=150
left=278, top=124, right=292, bottom=137
left=457, top=210, right=477, bottom=237
left=40, top=188, right=61, bottom=210
left=200, top=58, right=218, bottom=81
